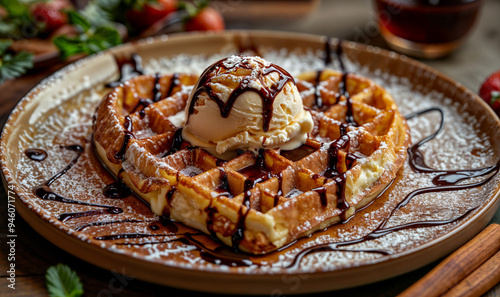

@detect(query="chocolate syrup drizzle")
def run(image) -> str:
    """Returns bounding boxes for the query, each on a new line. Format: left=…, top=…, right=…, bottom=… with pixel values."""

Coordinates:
left=30, top=145, right=123, bottom=222
left=106, top=54, right=144, bottom=88
left=215, top=167, right=232, bottom=197
left=132, top=98, right=153, bottom=118
left=95, top=233, right=177, bottom=241
left=306, top=39, right=361, bottom=213
left=130, top=73, right=181, bottom=119
left=118, top=72, right=184, bottom=160
left=405, top=107, right=500, bottom=186
left=187, top=56, right=294, bottom=132
left=114, top=115, right=135, bottom=162
left=25, top=148, right=47, bottom=161
left=75, top=219, right=143, bottom=232
left=103, top=181, right=131, bottom=199
left=232, top=151, right=273, bottom=249
left=310, top=123, right=353, bottom=213
left=314, top=39, right=357, bottom=126
left=274, top=172, right=284, bottom=206
left=116, top=233, right=254, bottom=267
left=152, top=73, right=162, bottom=102
left=166, top=73, right=180, bottom=98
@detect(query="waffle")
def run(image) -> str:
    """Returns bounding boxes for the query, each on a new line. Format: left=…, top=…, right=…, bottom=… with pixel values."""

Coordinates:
left=93, top=67, right=411, bottom=254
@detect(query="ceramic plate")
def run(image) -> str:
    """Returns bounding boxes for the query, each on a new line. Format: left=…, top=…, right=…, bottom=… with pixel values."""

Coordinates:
left=1, top=31, right=499, bottom=295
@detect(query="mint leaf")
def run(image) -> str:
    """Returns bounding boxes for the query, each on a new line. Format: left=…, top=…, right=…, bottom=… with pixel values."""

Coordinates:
left=0, top=40, right=11, bottom=55
left=0, top=21, right=18, bottom=36
left=66, top=10, right=92, bottom=32
left=88, top=26, right=121, bottom=50
left=79, top=2, right=114, bottom=27
left=53, top=35, right=88, bottom=59
left=81, top=0, right=158, bottom=30
left=54, top=25, right=121, bottom=59
left=53, top=10, right=122, bottom=59
left=0, top=0, right=35, bottom=39
left=0, top=0, right=28, bottom=18
left=0, top=46, right=34, bottom=84
left=45, top=264, right=83, bottom=297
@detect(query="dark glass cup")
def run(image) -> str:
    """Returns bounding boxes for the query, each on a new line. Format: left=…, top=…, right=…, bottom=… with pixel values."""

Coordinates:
left=374, top=0, right=483, bottom=59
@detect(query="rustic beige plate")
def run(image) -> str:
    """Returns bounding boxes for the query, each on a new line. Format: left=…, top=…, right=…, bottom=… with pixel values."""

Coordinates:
left=1, top=31, right=499, bottom=295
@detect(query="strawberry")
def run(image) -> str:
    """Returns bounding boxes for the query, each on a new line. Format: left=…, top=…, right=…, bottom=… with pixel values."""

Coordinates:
left=31, top=0, right=72, bottom=34
left=126, top=0, right=177, bottom=31
left=479, top=71, right=500, bottom=117
left=185, top=7, right=224, bottom=32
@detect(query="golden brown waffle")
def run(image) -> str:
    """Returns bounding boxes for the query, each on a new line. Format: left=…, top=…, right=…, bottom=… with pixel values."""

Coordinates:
left=93, top=68, right=411, bottom=254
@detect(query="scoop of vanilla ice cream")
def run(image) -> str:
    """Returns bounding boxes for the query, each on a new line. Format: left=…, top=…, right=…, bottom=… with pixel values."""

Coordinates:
left=182, top=55, right=313, bottom=159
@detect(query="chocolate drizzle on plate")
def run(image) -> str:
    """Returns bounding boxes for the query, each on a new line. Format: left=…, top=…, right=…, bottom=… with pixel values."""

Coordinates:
left=191, top=234, right=255, bottom=267
left=405, top=107, right=500, bottom=186
left=187, top=56, right=294, bottom=132
left=75, top=219, right=143, bottom=232
left=31, top=145, right=124, bottom=222
left=25, top=148, right=47, bottom=161
left=58, top=208, right=122, bottom=222
left=95, top=233, right=176, bottom=241
left=103, top=181, right=131, bottom=199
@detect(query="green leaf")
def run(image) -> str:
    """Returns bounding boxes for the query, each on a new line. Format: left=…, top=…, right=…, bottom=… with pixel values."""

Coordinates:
left=53, top=24, right=121, bottom=59
left=90, top=26, right=121, bottom=48
left=0, top=50, right=33, bottom=84
left=181, top=0, right=210, bottom=20
left=123, top=0, right=156, bottom=11
left=53, top=35, right=88, bottom=59
left=0, top=40, right=12, bottom=55
left=0, top=21, right=17, bottom=36
left=81, top=0, right=158, bottom=30
left=0, top=0, right=28, bottom=18
left=79, top=2, right=113, bottom=27
left=66, top=10, right=92, bottom=32
left=183, top=2, right=198, bottom=18
left=45, top=264, right=83, bottom=297
left=97, top=0, right=122, bottom=10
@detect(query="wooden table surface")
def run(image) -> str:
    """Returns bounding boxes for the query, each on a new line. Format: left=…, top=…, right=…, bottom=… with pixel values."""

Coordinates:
left=1, top=0, right=499, bottom=296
